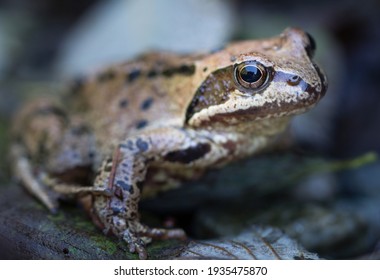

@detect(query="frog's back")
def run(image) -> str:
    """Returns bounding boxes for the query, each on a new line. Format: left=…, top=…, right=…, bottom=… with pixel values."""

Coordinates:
left=67, top=52, right=203, bottom=152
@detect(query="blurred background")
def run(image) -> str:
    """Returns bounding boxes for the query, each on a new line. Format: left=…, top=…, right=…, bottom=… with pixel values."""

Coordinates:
left=0, top=0, right=379, bottom=259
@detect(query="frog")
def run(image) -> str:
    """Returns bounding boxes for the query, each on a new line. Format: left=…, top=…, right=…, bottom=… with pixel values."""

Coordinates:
left=10, top=28, right=327, bottom=259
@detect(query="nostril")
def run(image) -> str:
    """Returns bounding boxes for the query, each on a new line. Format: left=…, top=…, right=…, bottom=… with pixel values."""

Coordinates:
left=305, top=32, right=316, bottom=58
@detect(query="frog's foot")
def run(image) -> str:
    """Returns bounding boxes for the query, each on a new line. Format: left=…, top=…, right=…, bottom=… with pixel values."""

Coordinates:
left=123, top=221, right=186, bottom=259
left=11, top=144, right=59, bottom=213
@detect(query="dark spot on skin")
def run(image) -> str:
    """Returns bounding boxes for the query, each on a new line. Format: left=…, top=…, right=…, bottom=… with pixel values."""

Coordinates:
left=111, top=207, right=121, bottom=215
left=129, top=185, right=134, bottom=195
left=97, top=69, right=116, bottom=82
left=147, top=70, right=158, bottom=78
left=111, top=207, right=126, bottom=215
left=116, top=180, right=132, bottom=191
left=177, top=64, right=195, bottom=75
left=203, top=67, right=208, bottom=72
left=127, top=69, right=141, bottom=82
left=136, top=120, right=148, bottom=129
left=130, top=212, right=137, bottom=219
left=222, top=140, right=236, bottom=154
left=164, top=143, right=211, bottom=164
left=119, top=98, right=128, bottom=108
left=140, top=97, right=154, bottom=110
left=104, top=165, right=112, bottom=172
left=162, top=64, right=195, bottom=77
left=114, top=188, right=123, bottom=199
left=70, top=125, right=90, bottom=136
left=120, top=140, right=134, bottom=151
left=162, top=68, right=174, bottom=77
left=31, top=106, right=68, bottom=121
left=136, top=138, right=149, bottom=152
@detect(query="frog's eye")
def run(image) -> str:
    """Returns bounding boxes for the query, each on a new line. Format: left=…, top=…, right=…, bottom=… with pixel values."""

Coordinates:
left=234, top=61, right=269, bottom=91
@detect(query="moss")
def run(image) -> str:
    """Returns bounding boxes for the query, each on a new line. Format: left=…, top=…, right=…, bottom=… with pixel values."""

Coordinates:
left=70, top=215, right=97, bottom=232
left=90, top=235, right=118, bottom=255
left=47, top=212, right=66, bottom=223
left=147, top=239, right=185, bottom=259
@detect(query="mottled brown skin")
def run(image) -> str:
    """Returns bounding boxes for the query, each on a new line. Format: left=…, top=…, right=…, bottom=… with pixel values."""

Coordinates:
left=11, top=28, right=327, bottom=259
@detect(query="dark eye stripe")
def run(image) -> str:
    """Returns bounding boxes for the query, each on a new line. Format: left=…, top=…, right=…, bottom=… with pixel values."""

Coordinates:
left=185, top=66, right=234, bottom=123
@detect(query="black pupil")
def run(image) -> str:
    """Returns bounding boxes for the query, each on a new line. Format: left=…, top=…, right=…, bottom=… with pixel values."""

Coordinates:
left=240, top=65, right=262, bottom=83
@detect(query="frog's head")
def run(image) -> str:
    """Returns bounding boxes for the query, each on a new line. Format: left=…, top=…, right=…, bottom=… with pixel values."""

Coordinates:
left=186, top=28, right=327, bottom=131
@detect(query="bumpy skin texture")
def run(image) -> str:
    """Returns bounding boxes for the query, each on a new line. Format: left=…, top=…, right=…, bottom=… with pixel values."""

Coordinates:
left=11, top=28, right=327, bottom=259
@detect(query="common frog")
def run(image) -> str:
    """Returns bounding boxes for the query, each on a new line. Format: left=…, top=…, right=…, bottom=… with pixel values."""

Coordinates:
left=11, top=28, right=327, bottom=259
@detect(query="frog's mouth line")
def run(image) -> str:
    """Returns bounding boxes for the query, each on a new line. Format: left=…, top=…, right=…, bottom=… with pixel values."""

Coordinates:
left=200, top=98, right=317, bottom=124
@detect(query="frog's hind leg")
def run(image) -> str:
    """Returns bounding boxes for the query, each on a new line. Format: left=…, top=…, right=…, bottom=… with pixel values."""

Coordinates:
left=11, top=98, right=70, bottom=212
left=11, top=98, right=98, bottom=212
left=11, top=143, right=59, bottom=212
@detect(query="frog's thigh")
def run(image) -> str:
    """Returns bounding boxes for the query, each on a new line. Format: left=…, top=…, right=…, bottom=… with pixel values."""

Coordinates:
left=12, top=98, right=68, bottom=158
left=12, top=98, right=96, bottom=210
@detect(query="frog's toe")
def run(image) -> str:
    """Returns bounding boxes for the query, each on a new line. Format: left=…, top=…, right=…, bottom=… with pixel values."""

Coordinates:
left=122, top=221, right=186, bottom=259
left=123, top=229, right=148, bottom=259
left=141, top=227, right=187, bottom=241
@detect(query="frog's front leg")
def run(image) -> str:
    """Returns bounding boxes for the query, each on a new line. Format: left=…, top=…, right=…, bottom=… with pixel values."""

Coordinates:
left=92, top=127, right=237, bottom=259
